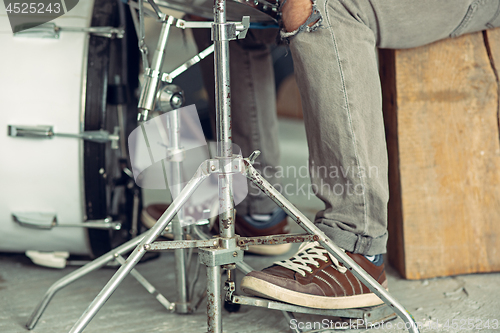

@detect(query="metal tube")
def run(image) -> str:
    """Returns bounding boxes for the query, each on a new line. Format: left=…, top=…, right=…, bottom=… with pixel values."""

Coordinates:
left=69, top=164, right=210, bottom=333
left=244, top=161, right=420, bottom=333
left=116, top=104, right=128, bottom=158
left=212, top=4, right=234, bottom=328
left=115, top=255, right=172, bottom=310
left=167, top=109, right=189, bottom=313
left=138, top=15, right=175, bottom=120
left=206, top=265, right=222, bottom=333
left=213, top=0, right=235, bottom=243
left=218, top=173, right=234, bottom=240
left=130, top=191, right=140, bottom=238
left=26, top=235, right=144, bottom=330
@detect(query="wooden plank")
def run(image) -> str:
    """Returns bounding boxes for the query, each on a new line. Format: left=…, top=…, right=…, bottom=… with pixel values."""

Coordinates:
left=486, top=28, right=500, bottom=77
left=388, top=30, right=500, bottom=279
left=380, top=49, right=407, bottom=277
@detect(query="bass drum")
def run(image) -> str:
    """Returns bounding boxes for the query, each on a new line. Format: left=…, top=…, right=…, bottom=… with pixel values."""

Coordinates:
left=0, top=0, right=140, bottom=257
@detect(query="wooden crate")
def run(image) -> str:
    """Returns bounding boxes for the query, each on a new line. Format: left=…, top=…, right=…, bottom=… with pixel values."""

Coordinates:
left=380, top=29, right=500, bottom=279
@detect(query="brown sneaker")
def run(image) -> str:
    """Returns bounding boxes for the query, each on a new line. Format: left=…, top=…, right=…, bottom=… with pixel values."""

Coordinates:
left=240, top=242, right=387, bottom=309
left=213, top=209, right=292, bottom=256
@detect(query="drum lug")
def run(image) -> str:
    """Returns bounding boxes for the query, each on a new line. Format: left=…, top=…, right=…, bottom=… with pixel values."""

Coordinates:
left=12, top=213, right=122, bottom=230
left=13, top=22, right=124, bottom=39
left=8, top=124, right=120, bottom=148
left=66, top=26, right=125, bottom=39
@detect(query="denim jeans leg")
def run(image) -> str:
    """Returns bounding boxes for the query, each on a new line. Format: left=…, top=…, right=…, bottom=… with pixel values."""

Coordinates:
left=289, top=0, right=388, bottom=256
left=287, top=0, right=500, bottom=255
left=192, top=28, right=281, bottom=215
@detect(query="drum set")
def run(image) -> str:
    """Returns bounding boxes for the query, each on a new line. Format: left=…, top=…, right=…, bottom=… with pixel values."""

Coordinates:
left=1, top=0, right=420, bottom=332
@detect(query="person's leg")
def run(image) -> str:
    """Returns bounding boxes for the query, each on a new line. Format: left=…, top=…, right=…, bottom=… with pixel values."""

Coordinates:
left=241, top=0, right=500, bottom=308
left=288, top=0, right=500, bottom=256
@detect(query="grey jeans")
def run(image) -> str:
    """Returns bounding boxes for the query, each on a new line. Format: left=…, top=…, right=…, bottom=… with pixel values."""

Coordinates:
left=194, top=0, right=500, bottom=255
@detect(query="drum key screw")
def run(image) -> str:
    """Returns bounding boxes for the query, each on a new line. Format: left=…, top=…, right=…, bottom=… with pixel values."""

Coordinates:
left=144, top=244, right=151, bottom=251
left=211, top=165, right=216, bottom=171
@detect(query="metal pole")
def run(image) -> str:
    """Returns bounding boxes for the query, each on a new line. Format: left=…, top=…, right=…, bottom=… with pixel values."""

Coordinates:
left=214, top=0, right=235, bottom=242
left=168, top=109, right=189, bottom=313
left=243, top=160, right=420, bottom=333
left=206, top=265, right=222, bottom=333
left=138, top=15, right=175, bottom=122
left=207, top=0, right=234, bottom=331
left=69, top=164, right=210, bottom=333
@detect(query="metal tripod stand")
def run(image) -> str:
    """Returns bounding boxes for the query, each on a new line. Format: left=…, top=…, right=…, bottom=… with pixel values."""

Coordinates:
left=26, top=0, right=420, bottom=332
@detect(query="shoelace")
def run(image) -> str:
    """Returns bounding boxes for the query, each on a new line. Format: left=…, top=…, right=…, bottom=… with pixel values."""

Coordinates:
left=274, top=242, right=348, bottom=277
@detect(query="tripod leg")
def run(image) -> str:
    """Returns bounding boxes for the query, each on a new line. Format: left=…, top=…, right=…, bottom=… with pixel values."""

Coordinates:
left=68, top=164, right=210, bottom=333
left=25, top=235, right=145, bottom=330
left=243, top=160, right=419, bottom=333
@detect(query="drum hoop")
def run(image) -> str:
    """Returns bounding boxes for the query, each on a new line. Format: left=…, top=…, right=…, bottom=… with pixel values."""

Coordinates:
left=154, top=0, right=280, bottom=23
left=83, top=0, right=120, bottom=258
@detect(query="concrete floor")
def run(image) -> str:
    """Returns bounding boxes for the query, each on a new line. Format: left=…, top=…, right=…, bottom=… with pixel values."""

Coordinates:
left=1, top=244, right=500, bottom=333
left=1, top=119, right=500, bottom=333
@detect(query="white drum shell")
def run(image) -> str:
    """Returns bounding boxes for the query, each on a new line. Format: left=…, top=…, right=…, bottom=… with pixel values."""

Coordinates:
left=0, top=1, right=97, bottom=255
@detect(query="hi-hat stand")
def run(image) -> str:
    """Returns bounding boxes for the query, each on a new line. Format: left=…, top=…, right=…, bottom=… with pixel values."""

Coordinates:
left=26, top=0, right=420, bottom=332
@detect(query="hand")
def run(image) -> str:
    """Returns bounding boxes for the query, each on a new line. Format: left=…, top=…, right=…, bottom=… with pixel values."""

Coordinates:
left=281, top=0, right=315, bottom=32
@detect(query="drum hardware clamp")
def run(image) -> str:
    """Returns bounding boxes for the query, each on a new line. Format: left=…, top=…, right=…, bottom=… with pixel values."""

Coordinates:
left=8, top=124, right=121, bottom=149
left=13, top=22, right=124, bottom=39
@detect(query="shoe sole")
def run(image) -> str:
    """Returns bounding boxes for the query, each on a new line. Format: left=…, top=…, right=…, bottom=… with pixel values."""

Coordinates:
left=240, top=276, right=385, bottom=309
left=246, top=243, right=292, bottom=256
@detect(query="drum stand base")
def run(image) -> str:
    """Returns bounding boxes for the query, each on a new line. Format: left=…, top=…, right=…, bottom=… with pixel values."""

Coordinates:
left=24, top=154, right=419, bottom=333
left=25, top=220, right=397, bottom=333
